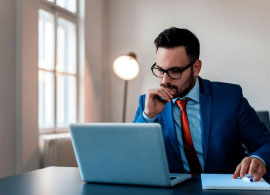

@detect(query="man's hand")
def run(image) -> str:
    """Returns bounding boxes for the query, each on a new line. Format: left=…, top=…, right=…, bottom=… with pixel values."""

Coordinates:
left=144, top=87, right=175, bottom=118
left=232, top=157, right=266, bottom=181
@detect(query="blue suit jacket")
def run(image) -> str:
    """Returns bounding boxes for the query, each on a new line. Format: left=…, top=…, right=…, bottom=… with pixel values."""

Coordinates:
left=133, top=77, right=270, bottom=177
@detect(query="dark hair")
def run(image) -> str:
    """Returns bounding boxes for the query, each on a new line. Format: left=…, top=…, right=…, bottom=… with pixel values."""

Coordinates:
left=154, top=27, right=200, bottom=62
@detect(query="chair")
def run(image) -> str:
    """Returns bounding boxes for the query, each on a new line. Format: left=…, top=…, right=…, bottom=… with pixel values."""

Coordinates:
left=256, top=111, right=270, bottom=132
left=242, top=111, right=270, bottom=155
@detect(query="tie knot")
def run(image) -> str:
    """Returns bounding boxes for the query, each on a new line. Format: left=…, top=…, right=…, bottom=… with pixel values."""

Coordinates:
left=176, top=98, right=189, bottom=110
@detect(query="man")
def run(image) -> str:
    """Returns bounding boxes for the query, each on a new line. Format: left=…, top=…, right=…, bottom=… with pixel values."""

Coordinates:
left=133, top=27, right=270, bottom=180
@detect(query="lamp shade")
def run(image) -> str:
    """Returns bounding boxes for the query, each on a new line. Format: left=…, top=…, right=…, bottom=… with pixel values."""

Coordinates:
left=113, top=53, right=139, bottom=80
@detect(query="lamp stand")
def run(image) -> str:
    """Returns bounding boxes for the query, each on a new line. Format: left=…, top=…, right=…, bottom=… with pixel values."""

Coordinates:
left=122, top=80, right=128, bottom=122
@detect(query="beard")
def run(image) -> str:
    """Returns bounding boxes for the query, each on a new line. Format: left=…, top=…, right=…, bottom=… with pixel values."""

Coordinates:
left=160, top=69, right=196, bottom=98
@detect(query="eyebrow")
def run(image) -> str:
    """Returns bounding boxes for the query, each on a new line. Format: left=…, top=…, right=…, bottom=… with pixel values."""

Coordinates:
left=155, top=64, right=186, bottom=70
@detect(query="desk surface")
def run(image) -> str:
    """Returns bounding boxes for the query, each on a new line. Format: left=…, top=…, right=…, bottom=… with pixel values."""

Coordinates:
left=0, top=167, right=269, bottom=195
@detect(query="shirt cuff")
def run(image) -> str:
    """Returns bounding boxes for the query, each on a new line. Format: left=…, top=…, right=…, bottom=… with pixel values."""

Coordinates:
left=250, top=155, right=266, bottom=166
left=142, top=112, right=158, bottom=122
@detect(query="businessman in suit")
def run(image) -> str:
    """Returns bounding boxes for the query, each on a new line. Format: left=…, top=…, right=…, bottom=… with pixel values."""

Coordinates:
left=133, top=27, right=270, bottom=180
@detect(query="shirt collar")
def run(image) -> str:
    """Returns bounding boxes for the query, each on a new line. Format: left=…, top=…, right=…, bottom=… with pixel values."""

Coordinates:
left=172, top=77, right=200, bottom=103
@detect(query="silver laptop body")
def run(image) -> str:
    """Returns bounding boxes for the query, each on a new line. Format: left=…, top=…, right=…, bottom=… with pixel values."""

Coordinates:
left=69, top=123, right=191, bottom=187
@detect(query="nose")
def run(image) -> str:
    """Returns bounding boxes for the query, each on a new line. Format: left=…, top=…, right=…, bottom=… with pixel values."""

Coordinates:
left=161, top=72, right=171, bottom=84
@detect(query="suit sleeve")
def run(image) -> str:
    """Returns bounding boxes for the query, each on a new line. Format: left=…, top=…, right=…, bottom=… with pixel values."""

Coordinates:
left=236, top=86, right=270, bottom=178
left=133, top=95, right=148, bottom=123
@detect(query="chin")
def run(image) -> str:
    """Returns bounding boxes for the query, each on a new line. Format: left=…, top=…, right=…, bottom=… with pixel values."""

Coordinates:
left=176, top=85, right=193, bottom=98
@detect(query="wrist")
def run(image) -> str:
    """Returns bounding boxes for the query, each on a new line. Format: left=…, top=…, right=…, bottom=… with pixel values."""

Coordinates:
left=143, top=110, right=157, bottom=119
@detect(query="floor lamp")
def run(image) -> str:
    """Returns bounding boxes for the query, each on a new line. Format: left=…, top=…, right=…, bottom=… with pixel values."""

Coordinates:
left=113, top=52, right=140, bottom=122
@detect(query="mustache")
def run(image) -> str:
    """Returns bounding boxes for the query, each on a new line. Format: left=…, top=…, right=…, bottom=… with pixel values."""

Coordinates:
left=160, top=83, right=178, bottom=91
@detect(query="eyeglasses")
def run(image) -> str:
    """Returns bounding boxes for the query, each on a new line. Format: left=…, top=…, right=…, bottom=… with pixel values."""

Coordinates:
left=151, top=60, right=196, bottom=79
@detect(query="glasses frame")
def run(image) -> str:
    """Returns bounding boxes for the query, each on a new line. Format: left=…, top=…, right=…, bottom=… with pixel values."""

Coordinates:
left=151, top=60, right=196, bottom=80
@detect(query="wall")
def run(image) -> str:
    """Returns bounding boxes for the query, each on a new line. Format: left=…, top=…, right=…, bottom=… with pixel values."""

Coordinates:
left=16, top=0, right=39, bottom=174
left=1, top=0, right=269, bottom=178
left=0, top=0, right=40, bottom=178
left=0, top=0, right=17, bottom=178
left=104, top=0, right=270, bottom=122
left=0, top=0, right=103, bottom=178
left=84, top=0, right=105, bottom=122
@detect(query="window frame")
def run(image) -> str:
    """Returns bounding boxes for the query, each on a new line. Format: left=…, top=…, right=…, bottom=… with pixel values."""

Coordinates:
left=39, top=0, right=81, bottom=134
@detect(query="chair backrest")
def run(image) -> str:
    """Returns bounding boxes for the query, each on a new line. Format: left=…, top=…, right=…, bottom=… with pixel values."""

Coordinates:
left=243, top=111, right=270, bottom=155
left=256, top=111, right=270, bottom=132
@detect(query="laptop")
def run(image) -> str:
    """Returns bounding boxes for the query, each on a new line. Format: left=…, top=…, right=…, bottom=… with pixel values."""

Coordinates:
left=69, top=123, right=191, bottom=187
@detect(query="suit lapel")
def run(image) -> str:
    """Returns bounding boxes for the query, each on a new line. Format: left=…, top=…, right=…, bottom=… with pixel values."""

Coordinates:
left=199, top=77, right=212, bottom=164
left=161, top=102, right=181, bottom=160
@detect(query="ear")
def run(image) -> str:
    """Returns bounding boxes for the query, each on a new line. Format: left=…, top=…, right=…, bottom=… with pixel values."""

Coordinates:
left=193, top=59, right=202, bottom=77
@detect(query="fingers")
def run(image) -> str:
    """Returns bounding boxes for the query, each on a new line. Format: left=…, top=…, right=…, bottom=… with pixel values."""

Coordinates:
left=163, top=87, right=175, bottom=98
left=159, top=86, right=175, bottom=101
left=254, top=161, right=266, bottom=181
left=248, top=159, right=258, bottom=176
left=144, top=87, right=175, bottom=118
left=239, top=158, right=251, bottom=178
left=233, top=157, right=251, bottom=179
left=232, top=157, right=267, bottom=181
left=248, top=158, right=266, bottom=181
left=148, top=87, right=174, bottom=102
left=232, top=157, right=251, bottom=178
left=156, top=89, right=172, bottom=102
left=232, top=164, right=241, bottom=178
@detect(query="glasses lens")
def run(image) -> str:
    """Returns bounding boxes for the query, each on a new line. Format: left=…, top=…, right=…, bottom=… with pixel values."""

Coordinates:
left=152, top=67, right=163, bottom=78
left=167, top=69, right=182, bottom=79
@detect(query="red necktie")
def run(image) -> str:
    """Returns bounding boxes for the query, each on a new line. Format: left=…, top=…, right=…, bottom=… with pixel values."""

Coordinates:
left=176, top=99, right=202, bottom=173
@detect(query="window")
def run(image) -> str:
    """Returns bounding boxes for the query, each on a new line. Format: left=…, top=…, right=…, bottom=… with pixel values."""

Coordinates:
left=39, top=0, right=82, bottom=133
